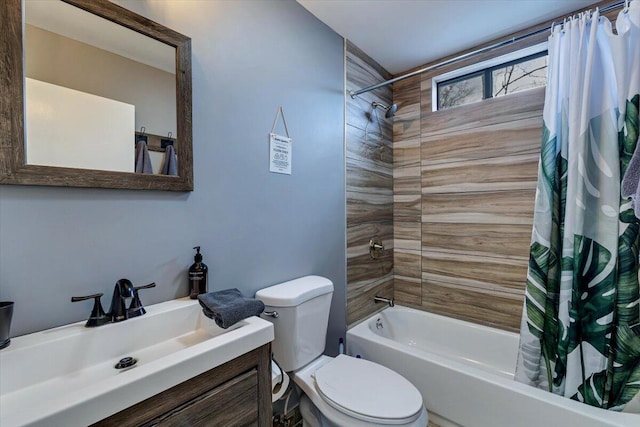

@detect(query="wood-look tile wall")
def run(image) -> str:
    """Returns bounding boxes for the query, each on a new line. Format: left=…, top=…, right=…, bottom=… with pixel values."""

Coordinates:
left=346, top=41, right=394, bottom=326
left=392, top=2, right=620, bottom=332
left=393, top=75, right=423, bottom=308
left=398, top=84, right=543, bottom=331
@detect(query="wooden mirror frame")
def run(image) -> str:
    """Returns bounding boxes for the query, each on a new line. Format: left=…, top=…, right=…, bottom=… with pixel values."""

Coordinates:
left=0, top=0, right=193, bottom=191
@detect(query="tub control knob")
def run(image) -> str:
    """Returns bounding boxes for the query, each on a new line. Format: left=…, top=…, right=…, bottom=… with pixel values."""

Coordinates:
left=369, top=238, right=384, bottom=260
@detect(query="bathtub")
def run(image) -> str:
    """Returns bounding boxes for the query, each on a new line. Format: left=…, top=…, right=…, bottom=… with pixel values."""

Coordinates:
left=347, top=306, right=639, bottom=427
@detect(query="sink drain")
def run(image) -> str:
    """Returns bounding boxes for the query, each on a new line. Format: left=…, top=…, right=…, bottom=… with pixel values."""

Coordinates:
left=115, top=356, right=137, bottom=369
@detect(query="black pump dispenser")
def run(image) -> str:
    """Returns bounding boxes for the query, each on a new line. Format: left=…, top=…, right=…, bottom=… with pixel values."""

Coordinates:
left=189, top=246, right=208, bottom=299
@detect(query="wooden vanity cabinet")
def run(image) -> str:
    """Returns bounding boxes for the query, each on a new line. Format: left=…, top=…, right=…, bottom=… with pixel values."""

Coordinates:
left=93, top=344, right=272, bottom=427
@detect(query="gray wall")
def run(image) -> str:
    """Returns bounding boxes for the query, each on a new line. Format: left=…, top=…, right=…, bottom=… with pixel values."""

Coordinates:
left=0, top=0, right=346, bottom=353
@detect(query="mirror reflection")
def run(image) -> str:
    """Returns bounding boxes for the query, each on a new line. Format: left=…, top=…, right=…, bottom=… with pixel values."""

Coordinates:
left=24, top=0, right=178, bottom=175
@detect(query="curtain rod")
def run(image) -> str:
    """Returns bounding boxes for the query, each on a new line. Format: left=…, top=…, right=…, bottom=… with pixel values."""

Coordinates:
left=348, top=0, right=626, bottom=98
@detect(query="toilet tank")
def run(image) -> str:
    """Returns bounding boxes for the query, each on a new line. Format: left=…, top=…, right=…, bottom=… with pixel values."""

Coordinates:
left=255, top=276, right=333, bottom=372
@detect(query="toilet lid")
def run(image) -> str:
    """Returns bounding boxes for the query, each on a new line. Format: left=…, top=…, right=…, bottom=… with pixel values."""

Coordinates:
left=313, top=355, right=423, bottom=424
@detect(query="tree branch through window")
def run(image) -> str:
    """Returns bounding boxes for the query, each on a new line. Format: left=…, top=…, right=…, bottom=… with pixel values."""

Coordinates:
left=437, top=52, right=547, bottom=110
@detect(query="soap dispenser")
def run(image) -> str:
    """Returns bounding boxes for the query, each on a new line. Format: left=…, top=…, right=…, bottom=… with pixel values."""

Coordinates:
left=189, top=246, right=208, bottom=299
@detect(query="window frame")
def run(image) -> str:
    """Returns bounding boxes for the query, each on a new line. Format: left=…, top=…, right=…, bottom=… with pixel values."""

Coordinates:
left=432, top=42, right=548, bottom=111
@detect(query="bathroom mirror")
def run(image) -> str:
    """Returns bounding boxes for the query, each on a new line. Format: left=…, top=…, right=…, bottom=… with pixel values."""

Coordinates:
left=0, top=0, right=193, bottom=191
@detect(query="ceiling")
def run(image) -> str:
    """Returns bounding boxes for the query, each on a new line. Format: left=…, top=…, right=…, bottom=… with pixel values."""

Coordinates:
left=297, top=0, right=603, bottom=75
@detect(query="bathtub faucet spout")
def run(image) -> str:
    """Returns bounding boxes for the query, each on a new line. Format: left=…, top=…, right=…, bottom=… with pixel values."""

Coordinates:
left=374, top=296, right=394, bottom=307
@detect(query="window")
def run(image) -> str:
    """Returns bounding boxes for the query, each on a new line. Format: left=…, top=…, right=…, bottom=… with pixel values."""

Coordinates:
left=438, top=73, right=484, bottom=110
left=436, top=50, right=548, bottom=110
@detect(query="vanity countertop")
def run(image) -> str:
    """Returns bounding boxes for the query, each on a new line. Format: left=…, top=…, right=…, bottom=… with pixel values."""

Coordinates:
left=0, top=298, right=274, bottom=427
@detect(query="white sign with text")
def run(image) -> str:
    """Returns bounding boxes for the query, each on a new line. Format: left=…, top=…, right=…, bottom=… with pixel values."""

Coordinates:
left=269, top=133, right=292, bottom=175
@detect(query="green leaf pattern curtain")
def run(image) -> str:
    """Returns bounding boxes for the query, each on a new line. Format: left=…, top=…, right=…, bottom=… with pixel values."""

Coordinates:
left=515, top=5, right=640, bottom=412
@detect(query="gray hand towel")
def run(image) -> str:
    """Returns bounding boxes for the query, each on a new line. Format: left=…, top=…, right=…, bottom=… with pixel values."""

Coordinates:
left=622, top=138, right=640, bottom=197
left=135, top=140, right=153, bottom=174
left=161, top=145, right=178, bottom=176
left=197, top=288, right=265, bottom=329
left=634, top=177, right=640, bottom=220
left=622, top=136, right=640, bottom=219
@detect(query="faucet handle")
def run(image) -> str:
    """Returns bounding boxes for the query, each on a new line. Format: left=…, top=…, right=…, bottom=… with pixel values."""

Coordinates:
left=134, top=282, right=157, bottom=291
left=71, top=293, right=110, bottom=327
left=128, top=282, right=156, bottom=319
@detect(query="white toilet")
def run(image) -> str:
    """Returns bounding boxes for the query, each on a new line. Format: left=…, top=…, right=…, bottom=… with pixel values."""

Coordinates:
left=256, top=275, right=428, bottom=427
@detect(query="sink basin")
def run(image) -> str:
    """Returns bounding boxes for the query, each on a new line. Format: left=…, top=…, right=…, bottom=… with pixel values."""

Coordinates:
left=0, top=298, right=274, bottom=427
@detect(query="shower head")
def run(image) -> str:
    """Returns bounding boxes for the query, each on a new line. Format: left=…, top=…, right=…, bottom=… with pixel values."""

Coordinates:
left=371, top=101, right=398, bottom=118
left=385, top=103, right=398, bottom=118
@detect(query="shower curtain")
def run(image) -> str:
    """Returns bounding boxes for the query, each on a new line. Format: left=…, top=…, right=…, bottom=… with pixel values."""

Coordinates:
left=515, top=4, right=640, bottom=412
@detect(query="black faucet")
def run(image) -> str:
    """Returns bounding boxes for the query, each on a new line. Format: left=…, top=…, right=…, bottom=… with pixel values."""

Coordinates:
left=72, top=280, right=156, bottom=327
left=109, top=279, right=136, bottom=322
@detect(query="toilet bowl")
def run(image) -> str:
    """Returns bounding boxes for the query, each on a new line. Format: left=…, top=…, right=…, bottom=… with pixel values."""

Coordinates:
left=255, top=276, right=428, bottom=427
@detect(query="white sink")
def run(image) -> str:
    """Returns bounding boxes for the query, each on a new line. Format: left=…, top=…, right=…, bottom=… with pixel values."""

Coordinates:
left=0, top=298, right=274, bottom=427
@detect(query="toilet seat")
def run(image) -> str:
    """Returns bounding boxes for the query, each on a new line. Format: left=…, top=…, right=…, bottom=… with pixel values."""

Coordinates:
left=313, top=355, right=423, bottom=425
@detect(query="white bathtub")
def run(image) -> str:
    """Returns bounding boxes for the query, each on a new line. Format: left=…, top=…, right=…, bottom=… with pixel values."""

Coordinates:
left=347, top=306, right=639, bottom=427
